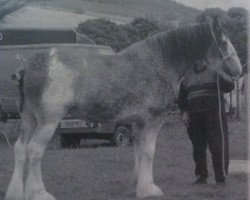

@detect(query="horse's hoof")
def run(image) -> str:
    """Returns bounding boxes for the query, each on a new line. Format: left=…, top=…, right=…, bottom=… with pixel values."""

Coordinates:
left=25, top=190, right=56, bottom=200
left=136, top=183, right=164, bottom=198
left=150, top=184, right=164, bottom=196
left=5, top=188, right=24, bottom=200
left=5, top=194, right=24, bottom=200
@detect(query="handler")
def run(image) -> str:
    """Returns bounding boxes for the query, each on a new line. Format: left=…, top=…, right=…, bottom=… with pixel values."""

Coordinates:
left=178, top=61, right=234, bottom=184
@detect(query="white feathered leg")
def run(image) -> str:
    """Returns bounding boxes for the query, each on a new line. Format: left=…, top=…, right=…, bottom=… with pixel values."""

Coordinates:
left=136, top=125, right=164, bottom=198
left=24, top=122, right=58, bottom=200
left=6, top=113, right=36, bottom=200
left=5, top=137, right=26, bottom=200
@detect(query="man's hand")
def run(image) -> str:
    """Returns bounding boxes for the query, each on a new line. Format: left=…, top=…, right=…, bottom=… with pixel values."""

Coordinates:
left=216, top=69, right=235, bottom=83
left=182, top=111, right=190, bottom=127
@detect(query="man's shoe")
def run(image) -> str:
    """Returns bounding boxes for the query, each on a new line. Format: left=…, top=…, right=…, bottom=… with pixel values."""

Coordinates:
left=216, top=176, right=225, bottom=185
left=216, top=179, right=225, bottom=185
left=193, top=176, right=207, bottom=184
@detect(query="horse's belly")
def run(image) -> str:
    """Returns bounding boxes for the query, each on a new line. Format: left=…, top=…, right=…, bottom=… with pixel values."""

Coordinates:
left=68, top=98, right=129, bottom=123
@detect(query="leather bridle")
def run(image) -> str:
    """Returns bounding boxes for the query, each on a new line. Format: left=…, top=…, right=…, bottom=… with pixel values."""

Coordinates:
left=210, top=23, right=236, bottom=63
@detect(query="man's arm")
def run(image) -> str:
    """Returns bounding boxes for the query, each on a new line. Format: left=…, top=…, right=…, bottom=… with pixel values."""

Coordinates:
left=178, top=83, right=190, bottom=126
left=178, top=82, right=188, bottom=114
left=219, top=75, right=235, bottom=93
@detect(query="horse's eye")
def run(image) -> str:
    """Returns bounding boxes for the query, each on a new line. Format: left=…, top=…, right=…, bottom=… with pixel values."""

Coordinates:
left=221, top=40, right=227, bottom=46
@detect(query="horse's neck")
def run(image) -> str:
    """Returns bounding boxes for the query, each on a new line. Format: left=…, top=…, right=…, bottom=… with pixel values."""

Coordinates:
left=146, top=37, right=192, bottom=80
left=121, top=39, right=192, bottom=83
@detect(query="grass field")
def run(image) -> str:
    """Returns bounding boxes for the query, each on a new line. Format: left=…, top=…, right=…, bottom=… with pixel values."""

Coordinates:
left=0, top=109, right=248, bottom=200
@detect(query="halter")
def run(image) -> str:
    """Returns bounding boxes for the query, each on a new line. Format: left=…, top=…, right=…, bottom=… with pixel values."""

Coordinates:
left=209, top=22, right=235, bottom=63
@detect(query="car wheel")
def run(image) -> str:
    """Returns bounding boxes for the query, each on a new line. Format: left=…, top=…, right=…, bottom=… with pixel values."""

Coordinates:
left=111, top=126, right=131, bottom=147
left=71, top=137, right=81, bottom=148
left=60, top=134, right=71, bottom=148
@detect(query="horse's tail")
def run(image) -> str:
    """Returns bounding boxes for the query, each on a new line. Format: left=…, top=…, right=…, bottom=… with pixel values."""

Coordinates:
left=11, top=68, right=25, bottom=113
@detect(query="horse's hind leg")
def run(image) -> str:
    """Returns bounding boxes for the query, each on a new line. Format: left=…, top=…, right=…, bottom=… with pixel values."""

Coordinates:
left=135, top=123, right=164, bottom=198
left=6, top=111, right=37, bottom=200
left=24, top=114, right=61, bottom=200
left=132, top=124, right=142, bottom=183
left=133, top=142, right=141, bottom=182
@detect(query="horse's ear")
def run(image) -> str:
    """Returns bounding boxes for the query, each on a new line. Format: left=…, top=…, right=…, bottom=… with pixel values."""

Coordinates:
left=212, top=16, right=223, bottom=42
left=205, top=16, right=212, bottom=24
left=213, top=16, right=222, bottom=32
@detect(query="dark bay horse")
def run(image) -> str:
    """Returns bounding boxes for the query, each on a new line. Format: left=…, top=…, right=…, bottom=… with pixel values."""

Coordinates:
left=6, top=17, right=241, bottom=200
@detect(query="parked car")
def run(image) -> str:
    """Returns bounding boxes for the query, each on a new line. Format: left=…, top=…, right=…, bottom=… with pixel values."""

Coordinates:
left=0, top=28, right=133, bottom=147
left=56, top=117, right=133, bottom=148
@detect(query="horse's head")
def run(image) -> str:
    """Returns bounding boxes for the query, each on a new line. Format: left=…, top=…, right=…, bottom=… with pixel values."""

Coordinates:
left=207, top=17, right=242, bottom=80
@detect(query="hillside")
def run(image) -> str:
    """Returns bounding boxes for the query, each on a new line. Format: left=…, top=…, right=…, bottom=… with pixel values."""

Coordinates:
left=31, top=0, right=201, bottom=22
left=0, top=0, right=26, bottom=20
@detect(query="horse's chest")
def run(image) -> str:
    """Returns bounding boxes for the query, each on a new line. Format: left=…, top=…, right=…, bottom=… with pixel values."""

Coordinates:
left=71, top=97, right=137, bottom=123
left=42, top=53, right=77, bottom=111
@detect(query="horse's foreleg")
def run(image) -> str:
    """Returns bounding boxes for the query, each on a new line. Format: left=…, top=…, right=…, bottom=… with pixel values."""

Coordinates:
left=136, top=126, right=164, bottom=198
left=24, top=121, right=58, bottom=200
left=5, top=137, right=27, bottom=200
left=6, top=113, right=36, bottom=200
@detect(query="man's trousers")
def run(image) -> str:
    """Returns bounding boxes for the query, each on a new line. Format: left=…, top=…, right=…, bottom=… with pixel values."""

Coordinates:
left=187, top=109, right=229, bottom=182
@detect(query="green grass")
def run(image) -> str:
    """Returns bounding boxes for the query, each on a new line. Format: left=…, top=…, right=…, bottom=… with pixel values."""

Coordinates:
left=0, top=112, right=247, bottom=200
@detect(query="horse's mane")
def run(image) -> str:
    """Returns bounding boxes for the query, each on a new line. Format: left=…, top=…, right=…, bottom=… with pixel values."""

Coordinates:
left=147, top=23, right=213, bottom=64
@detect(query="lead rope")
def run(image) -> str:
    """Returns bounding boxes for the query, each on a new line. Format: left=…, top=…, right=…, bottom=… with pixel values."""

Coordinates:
left=216, top=73, right=226, bottom=176
left=208, top=19, right=225, bottom=59
left=0, top=122, right=12, bottom=148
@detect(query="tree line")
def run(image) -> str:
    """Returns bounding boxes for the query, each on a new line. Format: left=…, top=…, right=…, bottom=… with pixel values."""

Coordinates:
left=77, top=7, right=248, bottom=68
left=77, top=18, right=159, bottom=52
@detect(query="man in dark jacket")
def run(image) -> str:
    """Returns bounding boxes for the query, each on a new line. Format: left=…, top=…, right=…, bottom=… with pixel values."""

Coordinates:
left=178, top=61, right=234, bottom=184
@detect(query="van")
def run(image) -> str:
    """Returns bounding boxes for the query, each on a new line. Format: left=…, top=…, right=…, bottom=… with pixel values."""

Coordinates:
left=0, top=28, right=133, bottom=147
